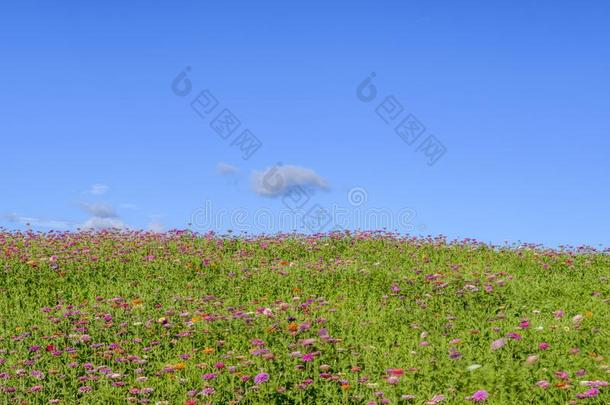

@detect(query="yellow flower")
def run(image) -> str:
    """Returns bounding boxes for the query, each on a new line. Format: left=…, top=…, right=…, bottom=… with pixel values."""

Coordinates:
left=585, top=311, right=593, bottom=318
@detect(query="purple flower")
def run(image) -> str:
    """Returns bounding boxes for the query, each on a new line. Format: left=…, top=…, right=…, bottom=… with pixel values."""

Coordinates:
left=491, top=338, right=506, bottom=351
left=467, top=390, right=489, bottom=402
left=202, top=373, right=217, bottom=380
left=254, top=372, right=269, bottom=384
left=301, top=353, right=315, bottom=362
left=576, top=388, right=600, bottom=399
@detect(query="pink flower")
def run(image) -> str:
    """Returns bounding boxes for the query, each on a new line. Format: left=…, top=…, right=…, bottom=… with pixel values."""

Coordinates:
left=539, top=342, right=549, bottom=350
left=427, top=394, right=445, bottom=404
left=576, top=388, right=600, bottom=399
left=301, top=353, right=315, bottom=362
left=519, top=320, right=530, bottom=329
left=254, top=372, right=269, bottom=384
left=581, top=380, right=608, bottom=388
left=536, top=380, right=550, bottom=389
left=467, top=390, right=489, bottom=402
left=491, top=338, right=506, bottom=351
left=555, top=371, right=569, bottom=380
left=553, top=310, right=564, bottom=318
left=386, top=376, right=400, bottom=384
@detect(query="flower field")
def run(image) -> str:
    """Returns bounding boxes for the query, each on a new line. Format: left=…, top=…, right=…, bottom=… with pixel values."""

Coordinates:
left=0, top=230, right=609, bottom=404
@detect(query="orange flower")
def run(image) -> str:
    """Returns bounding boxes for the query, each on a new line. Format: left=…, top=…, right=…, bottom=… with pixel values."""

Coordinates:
left=288, top=322, right=298, bottom=332
left=174, top=362, right=186, bottom=370
left=341, top=384, right=350, bottom=390
left=191, top=316, right=201, bottom=323
left=203, top=347, right=215, bottom=354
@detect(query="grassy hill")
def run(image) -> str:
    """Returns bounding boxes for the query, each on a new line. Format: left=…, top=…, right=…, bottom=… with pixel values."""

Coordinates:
left=0, top=230, right=608, bottom=403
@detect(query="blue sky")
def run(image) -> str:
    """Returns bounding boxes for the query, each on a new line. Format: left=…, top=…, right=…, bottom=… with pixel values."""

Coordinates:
left=1, top=1, right=609, bottom=247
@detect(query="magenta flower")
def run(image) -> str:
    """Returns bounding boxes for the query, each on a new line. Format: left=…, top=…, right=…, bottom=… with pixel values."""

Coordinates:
left=576, top=388, right=600, bottom=399
left=250, top=339, right=265, bottom=346
left=467, top=390, right=489, bottom=402
left=301, top=353, right=315, bottom=362
left=254, top=372, right=269, bottom=384
left=202, top=373, right=217, bottom=380
left=538, top=342, right=549, bottom=350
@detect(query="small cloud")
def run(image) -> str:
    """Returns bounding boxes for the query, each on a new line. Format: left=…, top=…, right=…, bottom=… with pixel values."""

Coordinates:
left=80, top=202, right=124, bottom=230
left=82, top=217, right=125, bottom=230
left=80, top=202, right=118, bottom=218
left=120, top=203, right=138, bottom=210
left=5, top=213, right=72, bottom=230
left=217, top=162, right=239, bottom=176
left=251, top=164, right=329, bottom=197
left=89, top=184, right=109, bottom=195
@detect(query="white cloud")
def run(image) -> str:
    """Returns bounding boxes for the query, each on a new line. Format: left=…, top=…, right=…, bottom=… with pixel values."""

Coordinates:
left=5, top=213, right=72, bottom=230
left=251, top=164, right=329, bottom=197
left=80, top=202, right=118, bottom=218
left=80, top=202, right=125, bottom=230
left=82, top=217, right=125, bottom=230
left=217, top=162, right=238, bottom=175
left=90, top=184, right=109, bottom=195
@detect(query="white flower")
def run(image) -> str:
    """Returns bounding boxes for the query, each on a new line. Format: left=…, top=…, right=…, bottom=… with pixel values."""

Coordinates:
left=466, top=364, right=482, bottom=371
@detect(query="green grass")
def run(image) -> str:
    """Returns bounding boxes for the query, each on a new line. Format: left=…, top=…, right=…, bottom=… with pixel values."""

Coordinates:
left=0, top=231, right=608, bottom=404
